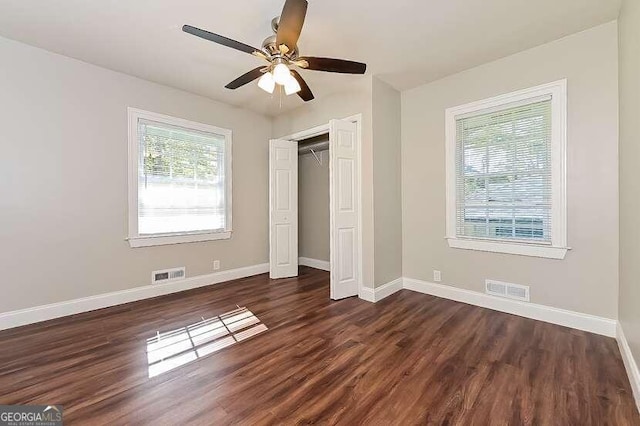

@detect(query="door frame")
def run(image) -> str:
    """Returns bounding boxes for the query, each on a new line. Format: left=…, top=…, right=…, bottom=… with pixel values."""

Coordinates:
left=280, top=114, right=363, bottom=298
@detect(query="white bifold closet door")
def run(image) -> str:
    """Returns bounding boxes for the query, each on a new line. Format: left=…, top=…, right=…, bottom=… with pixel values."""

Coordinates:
left=329, top=119, right=359, bottom=300
left=269, top=120, right=360, bottom=299
left=269, top=139, right=298, bottom=279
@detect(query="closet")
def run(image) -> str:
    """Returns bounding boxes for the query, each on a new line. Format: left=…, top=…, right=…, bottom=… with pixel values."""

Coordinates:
left=269, top=118, right=361, bottom=300
left=298, top=134, right=330, bottom=270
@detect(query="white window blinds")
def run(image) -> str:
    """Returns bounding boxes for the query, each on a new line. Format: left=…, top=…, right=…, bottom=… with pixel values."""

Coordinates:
left=455, top=98, right=552, bottom=243
left=137, top=119, right=228, bottom=235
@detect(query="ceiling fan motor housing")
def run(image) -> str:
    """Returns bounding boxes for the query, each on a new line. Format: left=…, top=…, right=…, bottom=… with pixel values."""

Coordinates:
left=262, top=20, right=299, bottom=60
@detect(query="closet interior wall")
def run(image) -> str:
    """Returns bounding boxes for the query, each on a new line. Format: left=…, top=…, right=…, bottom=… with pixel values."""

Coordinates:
left=298, top=133, right=330, bottom=263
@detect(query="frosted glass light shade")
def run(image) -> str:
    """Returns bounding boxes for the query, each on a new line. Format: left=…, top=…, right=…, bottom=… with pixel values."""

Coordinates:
left=284, top=75, right=301, bottom=95
left=273, top=63, right=291, bottom=85
left=258, top=72, right=275, bottom=93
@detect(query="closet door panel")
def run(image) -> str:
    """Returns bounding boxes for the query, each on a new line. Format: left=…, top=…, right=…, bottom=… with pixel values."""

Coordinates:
left=269, top=139, right=298, bottom=278
left=330, top=120, right=360, bottom=299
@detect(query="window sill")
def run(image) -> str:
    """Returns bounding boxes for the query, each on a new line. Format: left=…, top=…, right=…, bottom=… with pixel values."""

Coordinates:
left=446, top=237, right=568, bottom=259
left=128, top=231, right=231, bottom=248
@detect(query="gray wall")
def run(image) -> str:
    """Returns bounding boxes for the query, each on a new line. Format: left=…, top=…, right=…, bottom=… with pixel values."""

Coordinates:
left=619, top=0, right=640, bottom=369
left=0, top=36, right=272, bottom=313
left=372, top=78, right=403, bottom=286
left=298, top=148, right=329, bottom=262
left=401, top=22, right=619, bottom=318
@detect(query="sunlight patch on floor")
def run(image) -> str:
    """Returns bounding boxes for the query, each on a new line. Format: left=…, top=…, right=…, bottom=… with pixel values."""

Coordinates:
left=146, top=307, right=267, bottom=378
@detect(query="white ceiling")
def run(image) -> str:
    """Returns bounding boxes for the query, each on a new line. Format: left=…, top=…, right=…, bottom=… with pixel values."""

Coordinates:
left=0, top=0, right=621, bottom=116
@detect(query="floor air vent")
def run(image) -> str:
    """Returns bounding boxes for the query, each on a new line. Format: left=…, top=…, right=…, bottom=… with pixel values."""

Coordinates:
left=152, top=267, right=186, bottom=284
left=485, top=279, right=530, bottom=302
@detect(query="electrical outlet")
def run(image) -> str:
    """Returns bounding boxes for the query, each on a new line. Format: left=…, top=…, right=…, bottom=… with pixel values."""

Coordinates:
left=213, top=260, right=220, bottom=271
left=433, top=270, right=442, bottom=282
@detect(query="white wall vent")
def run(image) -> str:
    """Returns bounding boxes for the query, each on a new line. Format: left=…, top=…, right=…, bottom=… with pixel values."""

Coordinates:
left=485, top=279, right=530, bottom=302
left=152, top=267, right=186, bottom=284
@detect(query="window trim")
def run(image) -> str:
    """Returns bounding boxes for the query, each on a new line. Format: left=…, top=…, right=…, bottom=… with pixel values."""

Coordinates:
left=127, top=108, right=232, bottom=248
left=444, top=80, right=568, bottom=259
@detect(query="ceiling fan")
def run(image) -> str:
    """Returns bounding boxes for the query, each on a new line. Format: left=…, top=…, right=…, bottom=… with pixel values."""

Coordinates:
left=183, top=0, right=367, bottom=102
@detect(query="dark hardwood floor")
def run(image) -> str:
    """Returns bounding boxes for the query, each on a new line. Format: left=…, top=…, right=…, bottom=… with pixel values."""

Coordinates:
left=0, top=267, right=638, bottom=425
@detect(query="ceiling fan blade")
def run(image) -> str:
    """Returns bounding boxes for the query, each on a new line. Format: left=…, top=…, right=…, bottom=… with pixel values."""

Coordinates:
left=275, top=0, right=308, bottom=54
left=183, top=25, right=266, bottom=58
left=296, top=57, right=366, bottom=74
left=225, top=67, right=266, bottom=89
left=291, top=70, right=314, bottom=102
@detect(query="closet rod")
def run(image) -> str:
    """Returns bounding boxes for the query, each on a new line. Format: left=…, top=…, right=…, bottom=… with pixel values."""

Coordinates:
left=298, top=140, right=329, bottom=155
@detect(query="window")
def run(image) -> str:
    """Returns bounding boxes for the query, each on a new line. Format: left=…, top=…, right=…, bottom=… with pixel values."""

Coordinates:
left=445, top=80, right=567, bottom=259
left=128, top=108, right=232, bottom=247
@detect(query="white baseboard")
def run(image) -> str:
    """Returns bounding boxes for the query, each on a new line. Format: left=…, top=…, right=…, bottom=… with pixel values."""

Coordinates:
left=376, top=278, right=404, bottom=301
left=359, top=277, right=403, bottom=303
left=617, top=322, right=640, bottom=412
left=359, top=287, right=375, bottom=303
left=299, top=257, right=330, bottom=271
left=374, top=278, right=403, bottom=302
left=0, top=263, right=270, bottom=331
left=403, top=277, right=617, bottom=337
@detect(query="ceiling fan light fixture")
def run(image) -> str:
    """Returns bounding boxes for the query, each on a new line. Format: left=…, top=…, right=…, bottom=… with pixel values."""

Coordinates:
left=258, top=72, right=276, bottom=93
left=273, top=63, right=292, bottom=85
left=284, top=74, right=301, bottom=95
left=183, top=0, right=366, bottom=103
